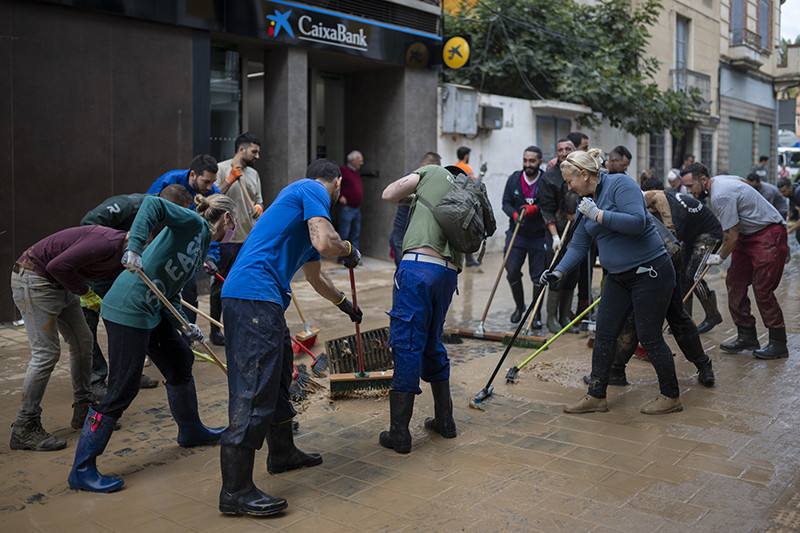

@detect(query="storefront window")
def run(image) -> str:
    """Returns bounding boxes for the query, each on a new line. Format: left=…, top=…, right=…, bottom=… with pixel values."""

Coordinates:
left=210, top=45, right=241, bottom=160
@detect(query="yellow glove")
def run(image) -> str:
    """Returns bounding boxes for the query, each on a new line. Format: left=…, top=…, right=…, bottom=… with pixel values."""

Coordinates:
left=80, top=288, right=102, bottom=313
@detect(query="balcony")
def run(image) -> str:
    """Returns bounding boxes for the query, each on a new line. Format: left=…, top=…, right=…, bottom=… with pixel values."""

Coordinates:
left=670, top=68, right=711, bottom=114
left=728, top=28, right=767, bottom=71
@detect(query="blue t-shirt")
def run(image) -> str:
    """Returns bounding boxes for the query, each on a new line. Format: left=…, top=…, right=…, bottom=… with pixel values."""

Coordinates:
left=556, top=173, right=665, bottom=275
left=222, top=179, right=331, bottom=309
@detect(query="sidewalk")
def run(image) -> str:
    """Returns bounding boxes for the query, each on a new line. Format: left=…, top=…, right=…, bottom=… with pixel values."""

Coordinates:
left=1, top=253, right=799, bottom=531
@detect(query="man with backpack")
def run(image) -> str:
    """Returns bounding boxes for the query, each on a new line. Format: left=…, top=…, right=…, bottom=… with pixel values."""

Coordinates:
left=379, top=164, right=494, bottom=454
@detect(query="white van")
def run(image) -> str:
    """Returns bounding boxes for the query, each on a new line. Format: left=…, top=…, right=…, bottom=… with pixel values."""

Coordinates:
left=777, top=147, right=800, bottom=181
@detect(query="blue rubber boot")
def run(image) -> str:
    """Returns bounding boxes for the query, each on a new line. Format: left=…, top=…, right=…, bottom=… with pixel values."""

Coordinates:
left=68, top=408, right=124, bottom=493
left=166, top=377, right=225, bottom=447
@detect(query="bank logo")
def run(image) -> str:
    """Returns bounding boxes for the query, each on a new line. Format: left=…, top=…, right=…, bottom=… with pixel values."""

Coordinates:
left=267, top=9, right=294, bottom=38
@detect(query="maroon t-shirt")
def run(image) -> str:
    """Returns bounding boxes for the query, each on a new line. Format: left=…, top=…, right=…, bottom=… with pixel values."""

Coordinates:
left=340, top=164, right=363, bottom=208
left=17, top=226, right=128, bottom=295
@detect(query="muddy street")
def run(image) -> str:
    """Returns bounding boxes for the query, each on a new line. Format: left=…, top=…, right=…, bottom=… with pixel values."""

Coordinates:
left=1, top=250, right=800, bottom=531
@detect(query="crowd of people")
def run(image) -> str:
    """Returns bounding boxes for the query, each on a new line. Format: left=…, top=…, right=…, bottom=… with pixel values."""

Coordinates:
left=8, top=130, right=793, bottom=517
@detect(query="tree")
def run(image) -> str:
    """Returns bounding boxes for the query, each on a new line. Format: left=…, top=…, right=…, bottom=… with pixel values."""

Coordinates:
left=444, top=0, right=703, bottom=137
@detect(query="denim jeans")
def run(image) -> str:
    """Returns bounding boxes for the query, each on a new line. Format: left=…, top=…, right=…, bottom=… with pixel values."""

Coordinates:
left=11, top=269, right=92, bottom=422
left=337, top=205, right=361, bottom=251
left=587, top=254, right=680, bottom=399
left=504, top=232, right=547, bottom=285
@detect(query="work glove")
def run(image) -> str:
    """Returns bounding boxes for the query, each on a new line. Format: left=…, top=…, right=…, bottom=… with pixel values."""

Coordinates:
left=342, top=241, right=362, bottom=269
left=335, top=294, right=363, bottom=324
left=551, top=234, right=562, bottom=252
left=539, top=269, right=563, bottom=286
left=513, top=204, right=538, bottom=223
left=121, top=250, right=143, bottom=273
left=578, top=197, right=601, bottom=222
left=182, top=323, right=205, bottom=344
left=204, top=257, right=218, bottom=277
left=226, top=166, right=242, bottom=185
left=80, top=288, right=102, bottom=313
left=250, top=204, right=263, bottom=219
left=706, top=253, right=723, bottom=266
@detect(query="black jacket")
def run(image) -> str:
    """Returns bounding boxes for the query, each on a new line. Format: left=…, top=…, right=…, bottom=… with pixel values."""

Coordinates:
left=502, top=170, right=546, bottom=239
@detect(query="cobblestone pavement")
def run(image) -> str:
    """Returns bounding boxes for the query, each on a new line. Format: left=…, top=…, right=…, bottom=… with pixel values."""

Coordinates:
left=1, top=251, right=799, bottom=532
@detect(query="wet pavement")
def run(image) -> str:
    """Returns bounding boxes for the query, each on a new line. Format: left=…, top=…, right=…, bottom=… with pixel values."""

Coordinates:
left=1, top=249, right=800, bottom=532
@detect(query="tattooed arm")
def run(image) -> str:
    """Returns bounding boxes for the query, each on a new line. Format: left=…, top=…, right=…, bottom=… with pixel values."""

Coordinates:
left=382, top=173, right=421, bottom=204
left=307, top=216, right=350, bottom=258
left=717, top=224, right=739, bottom=259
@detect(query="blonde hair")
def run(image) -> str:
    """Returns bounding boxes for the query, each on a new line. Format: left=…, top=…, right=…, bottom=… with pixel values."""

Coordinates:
left=194, top=194, right=237, bottom=225
left=561, top=148, right=603, bottom=177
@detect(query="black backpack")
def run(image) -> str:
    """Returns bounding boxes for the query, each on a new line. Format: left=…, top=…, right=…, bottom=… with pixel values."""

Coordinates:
left=414, top=168, right=496, bottom=254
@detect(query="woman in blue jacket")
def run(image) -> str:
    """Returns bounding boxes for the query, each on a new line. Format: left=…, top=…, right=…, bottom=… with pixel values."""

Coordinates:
left=541, top=149, right=682, bottom=415
left=68, top=194, right=237, bottom=493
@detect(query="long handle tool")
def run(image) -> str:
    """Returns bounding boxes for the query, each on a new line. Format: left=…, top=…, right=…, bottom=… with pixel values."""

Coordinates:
left=291, top=291, right=320, bottom=345
left=472, top=213, right=583, bottom=405
left=475, top=216, right=522, bottom=337
left=135, top=270, right=227, bottom=375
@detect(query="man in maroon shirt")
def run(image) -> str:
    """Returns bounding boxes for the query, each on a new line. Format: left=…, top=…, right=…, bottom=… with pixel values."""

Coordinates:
left=10, top=226, right=128, bottom=451
left=337, top=150, right=364, bottom=261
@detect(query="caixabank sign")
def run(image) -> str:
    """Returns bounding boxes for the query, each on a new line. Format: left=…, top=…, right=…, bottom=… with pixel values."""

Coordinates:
left=262, top=0, right=441, bottom=66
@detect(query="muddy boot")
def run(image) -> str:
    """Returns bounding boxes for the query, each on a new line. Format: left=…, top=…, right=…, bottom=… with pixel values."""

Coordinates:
left=424, top=381, right=456, bottom=438
left=696, top=360, right=715, bottom=387
left=546, top=290, right=561, bottom=334
left=558, top=289, right=579, bottom=334
left=563, top=394, right=608, bottom=414
left=509, top=280, right=525, bottom=324
left=379, top=391, right=415, bottom=453
left=696, top=291, right=723, bottom=334
left=219, top=445, right=288, bottom=516
left=266, top=420, right=322, bottom=474
left=71, top=400, right=92, bottom=430
left=166, top=377, right=225, bottom=447
left=640, top=394, right=683, bottom=415
left=720, top=326, right=760, bottom=353
left=67, top=408, right=123, bottom=492
left=10, top=418, right=66, bottom=451
left=754, top=328, right=789, bottom=360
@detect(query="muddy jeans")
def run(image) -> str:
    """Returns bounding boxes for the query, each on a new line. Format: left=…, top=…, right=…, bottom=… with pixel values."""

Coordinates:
left=587, top=253, right=680, bottom=399
left=727, top=223, right=788, bottom=329
left=11, top=269, right=92, bottom=422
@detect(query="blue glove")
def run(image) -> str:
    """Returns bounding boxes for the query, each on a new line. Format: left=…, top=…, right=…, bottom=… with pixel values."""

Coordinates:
left=539, top=269, right=563, bottom=286
left=182, top=323, right=205, bottom=344
left=121, top=250, right=143, bottom=273
left=578, top=197, right=601, bottom=222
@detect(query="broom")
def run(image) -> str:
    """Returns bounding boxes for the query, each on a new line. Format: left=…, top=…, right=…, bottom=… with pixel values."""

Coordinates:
left=329, top=268, right=393, bottom=394
left=291, top=292, right=320, bottom=349
left=290, top=334, right=329, bottom=376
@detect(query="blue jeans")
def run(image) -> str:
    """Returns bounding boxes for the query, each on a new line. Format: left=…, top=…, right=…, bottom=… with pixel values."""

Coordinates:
left=588, top=254, right=680, bottom=399
left=220, top=298, right=296, bottom=449
left=11, top=270, right=92, bottom=422
left=388, top=260, right=458, bottom=394
left=504, top=232, right=547, bottom=284
left=337, top=205, right=361, bottom=251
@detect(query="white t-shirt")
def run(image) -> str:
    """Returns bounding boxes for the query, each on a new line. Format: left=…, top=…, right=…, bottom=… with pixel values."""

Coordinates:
left=709, top=175, right=784, bottom=235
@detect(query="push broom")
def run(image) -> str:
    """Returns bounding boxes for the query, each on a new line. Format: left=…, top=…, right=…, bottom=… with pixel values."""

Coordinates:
left=329, top=268, right=393, bottom=394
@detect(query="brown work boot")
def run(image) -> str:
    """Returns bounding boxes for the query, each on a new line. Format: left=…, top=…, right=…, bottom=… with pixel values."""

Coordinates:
left=563, top=394, right=608, bottom=414
left=640, top=394, right=683, bottom=415
left=10, top=418, right=66, bottom=451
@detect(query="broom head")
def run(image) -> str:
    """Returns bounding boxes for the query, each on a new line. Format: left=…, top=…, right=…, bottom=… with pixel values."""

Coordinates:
left=329, top=369, right=393, bottom=395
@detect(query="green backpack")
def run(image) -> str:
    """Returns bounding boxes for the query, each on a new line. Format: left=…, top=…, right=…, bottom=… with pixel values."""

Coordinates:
left=414, top=168, right=497, bottom=254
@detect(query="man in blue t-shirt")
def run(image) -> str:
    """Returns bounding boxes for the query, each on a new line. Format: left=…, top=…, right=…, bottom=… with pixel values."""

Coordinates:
left=146, top=154, right=222, bottom=326
left=218, top=159, right=362, bottom=517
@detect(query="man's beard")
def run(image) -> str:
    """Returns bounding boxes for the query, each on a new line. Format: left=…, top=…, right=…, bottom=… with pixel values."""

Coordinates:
left=697, top=187, right=708, bottom=200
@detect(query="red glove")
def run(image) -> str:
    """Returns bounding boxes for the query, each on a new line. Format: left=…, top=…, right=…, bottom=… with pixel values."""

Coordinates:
left=513, top=204, right=538, bottom=222
left=226, top=166, right=243, bottom=185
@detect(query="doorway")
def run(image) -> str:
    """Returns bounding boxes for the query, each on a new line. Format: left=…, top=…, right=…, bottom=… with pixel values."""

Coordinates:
left=310, top=71, right=345, bottom=165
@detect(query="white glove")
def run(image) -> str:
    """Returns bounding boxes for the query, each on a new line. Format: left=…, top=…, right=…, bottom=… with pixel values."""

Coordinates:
left=182, top=323, right=205, bottom=344
left=706, top=254, right=723, bottom=266
left=121, top=250, right=143, bottom=273
left=551, top=234, right=562, bottom=252
left=578, top=197, right=601, bottom=222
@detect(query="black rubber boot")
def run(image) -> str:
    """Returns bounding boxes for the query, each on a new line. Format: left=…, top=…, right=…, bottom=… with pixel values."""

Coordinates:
left=558, top=288, right=579, bottom=334
left=546, top=289, right=561, bottom=334
left=166, top=378, right=225, bottom=447
left=720, top=326, right=760, bottom=353
left=68, top=408, right=123, bottom=492
left=210, top=327, right=225, bottom=346
left=696, top=291, right=723, bottom=334
left=754, top=328, right=789, bottom=360
left=266, top=420, right=322, bottom=474
left=424, top=381, right=456, bottom=438
left=219, top=445, right=288, bottom=516
left=509, top=280, right=525, bottom=324
left=696, top=360, right=715, bottom=387
left=379, top=391, right=415, bottom=454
